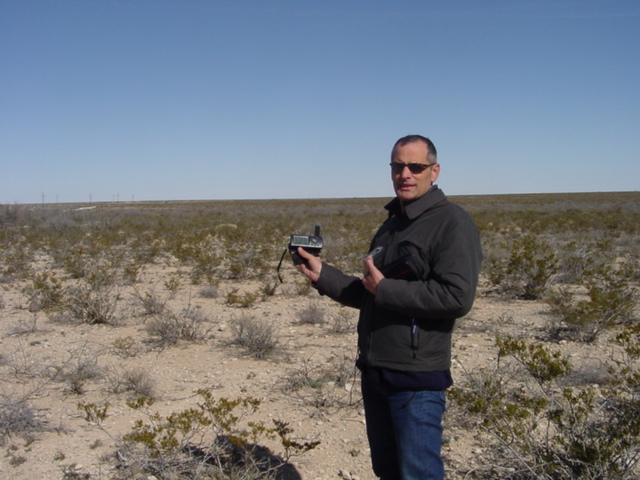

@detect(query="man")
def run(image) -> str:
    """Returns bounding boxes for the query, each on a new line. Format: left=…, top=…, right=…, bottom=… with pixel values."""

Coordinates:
left=296, top=135, right=482, bottom=480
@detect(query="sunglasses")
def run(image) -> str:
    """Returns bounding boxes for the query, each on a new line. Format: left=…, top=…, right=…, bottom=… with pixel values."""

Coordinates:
left=389, top=162, right=435, bottom=174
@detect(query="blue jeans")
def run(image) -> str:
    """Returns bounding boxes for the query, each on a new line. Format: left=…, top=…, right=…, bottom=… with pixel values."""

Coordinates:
left=361, top=369, right=446, bottom=480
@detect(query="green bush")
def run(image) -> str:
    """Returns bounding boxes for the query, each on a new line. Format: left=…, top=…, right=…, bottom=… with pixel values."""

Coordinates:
left=22, top=271, right=65, bottom=311
left=226, top=288, right=261, bottom=308
left=487, top=234, right=559, bottom=300
left=79, top=390, right=318, bottom=480
left=168, top=232, right=222, bottom=284
left=547, top=263, right=637, bottom=342
left=0, top=242, right=33, bottom=279
left=450, top=331, right=640, bottom=479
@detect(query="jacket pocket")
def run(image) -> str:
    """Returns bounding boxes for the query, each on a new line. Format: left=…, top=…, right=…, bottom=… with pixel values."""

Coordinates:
left=397, top=240, right=428, bottom=280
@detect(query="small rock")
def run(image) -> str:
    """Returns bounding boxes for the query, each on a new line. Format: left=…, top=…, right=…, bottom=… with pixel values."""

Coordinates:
left=339, top=469, right=352, bottom=480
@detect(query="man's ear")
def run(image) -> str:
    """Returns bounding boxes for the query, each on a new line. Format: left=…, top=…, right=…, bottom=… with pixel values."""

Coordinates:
left=430, top=163, right=441, bottom=184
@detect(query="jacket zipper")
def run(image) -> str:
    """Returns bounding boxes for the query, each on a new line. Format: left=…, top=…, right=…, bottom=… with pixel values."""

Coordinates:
left=411, top=318, right=418, bottom=358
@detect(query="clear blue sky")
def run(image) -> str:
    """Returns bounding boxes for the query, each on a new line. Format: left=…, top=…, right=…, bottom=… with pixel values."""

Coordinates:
left=2, top=0, right=639, bottom=204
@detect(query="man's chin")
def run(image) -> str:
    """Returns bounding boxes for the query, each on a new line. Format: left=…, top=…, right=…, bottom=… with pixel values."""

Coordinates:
left=396, top=191, right=417, bottom=203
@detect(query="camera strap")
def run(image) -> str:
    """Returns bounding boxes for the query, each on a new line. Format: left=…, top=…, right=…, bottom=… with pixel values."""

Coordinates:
left=276, top=248, right=288, bottom=283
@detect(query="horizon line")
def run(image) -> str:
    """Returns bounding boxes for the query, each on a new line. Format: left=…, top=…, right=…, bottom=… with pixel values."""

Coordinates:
left=4, top=190, right=639, bottom=207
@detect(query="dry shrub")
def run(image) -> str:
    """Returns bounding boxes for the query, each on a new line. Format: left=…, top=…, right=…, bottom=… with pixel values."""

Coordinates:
left=297, top=303, right=326, bottom=325
left=65, top=284, right=121, bottom=325
left=56, top=357, right=103, bottom=395
left=111, top=336, right=142, bottom=358
left=328, top=308, right=356, bottom=335
left=133, top=287, right=167, bottom=315
left=0, top=398, right=47, bottom=442
left=105, top=366, right=156, bottom=398
left=198, top=284, right=220, bottom=299
left=145, top=305, right=211, bottom=346
left=279, top=355, right=357, bottom=412
left=229, top=315, right=278, bottom=359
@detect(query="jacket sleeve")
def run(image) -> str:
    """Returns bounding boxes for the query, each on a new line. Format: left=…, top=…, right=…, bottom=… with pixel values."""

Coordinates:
left=314, top=263, right=366, bottom=310
left=374, top=212, right=482, bottom=321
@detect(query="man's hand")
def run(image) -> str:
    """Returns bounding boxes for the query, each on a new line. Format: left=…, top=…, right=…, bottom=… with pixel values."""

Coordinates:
left=362, top=256, right=384, bottom=295
left=297, top=247, right=322, bottom=283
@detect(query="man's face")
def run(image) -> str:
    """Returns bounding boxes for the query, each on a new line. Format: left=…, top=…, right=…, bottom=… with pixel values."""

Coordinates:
left=391, top=141, right=440, bottom=203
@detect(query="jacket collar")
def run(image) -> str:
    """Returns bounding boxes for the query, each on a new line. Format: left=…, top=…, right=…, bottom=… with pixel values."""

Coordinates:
left=385, top=185, right=446, bottom=220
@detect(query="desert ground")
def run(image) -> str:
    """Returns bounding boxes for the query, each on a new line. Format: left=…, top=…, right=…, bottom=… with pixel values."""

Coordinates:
left=1, top=193, right=638, bottom=480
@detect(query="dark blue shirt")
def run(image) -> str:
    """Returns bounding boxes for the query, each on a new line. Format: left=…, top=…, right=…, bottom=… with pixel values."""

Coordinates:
left=357, top=359, right=453, bottom=391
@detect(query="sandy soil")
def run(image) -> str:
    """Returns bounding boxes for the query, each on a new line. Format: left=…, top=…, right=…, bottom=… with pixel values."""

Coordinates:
left=0, top=260, right=618, bottom=480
